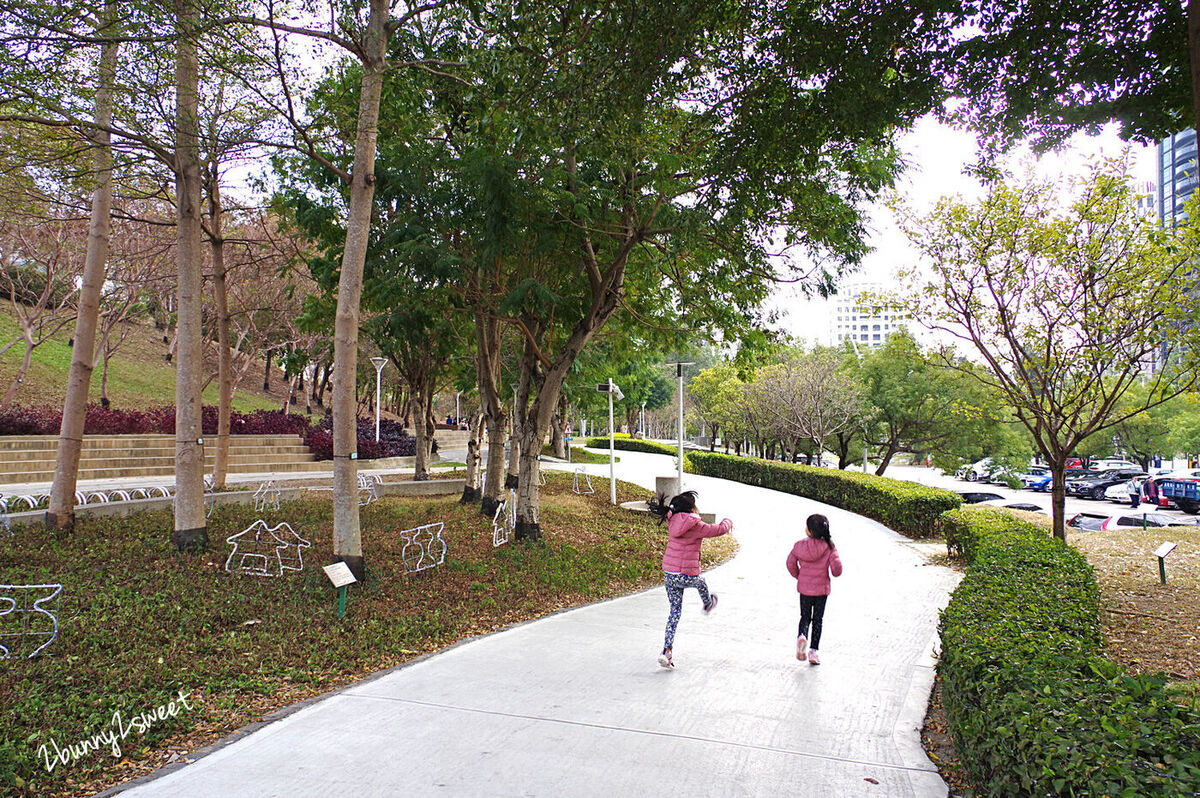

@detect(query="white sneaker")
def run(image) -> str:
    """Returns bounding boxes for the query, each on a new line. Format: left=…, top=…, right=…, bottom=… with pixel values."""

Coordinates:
left=796, top=635, right=808, bottom=661
left=657, top=650, right=674, bottom=668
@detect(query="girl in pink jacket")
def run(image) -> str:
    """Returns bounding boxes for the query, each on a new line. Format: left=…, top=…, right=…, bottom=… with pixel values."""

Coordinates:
left=647, top=490, right=733, bottom=668
left=786, top=514, right=842, bottom=665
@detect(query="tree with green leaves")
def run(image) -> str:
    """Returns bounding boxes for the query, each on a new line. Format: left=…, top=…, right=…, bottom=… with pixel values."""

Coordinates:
left=938, top=1, right=1194, bottom=158
left=896, top=160, right=1200, bottom=541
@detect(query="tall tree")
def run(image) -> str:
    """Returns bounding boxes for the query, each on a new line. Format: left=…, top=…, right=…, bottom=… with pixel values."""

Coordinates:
left=896, top=160, right=1200, bottom=541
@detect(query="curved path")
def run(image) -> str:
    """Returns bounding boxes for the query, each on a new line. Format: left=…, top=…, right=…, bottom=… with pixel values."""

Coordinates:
left=114, top=450, right=959, bottom=797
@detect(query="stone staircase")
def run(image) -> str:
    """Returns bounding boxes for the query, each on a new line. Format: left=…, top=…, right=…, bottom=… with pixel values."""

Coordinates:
left=0, top=434, right=327, bottom=484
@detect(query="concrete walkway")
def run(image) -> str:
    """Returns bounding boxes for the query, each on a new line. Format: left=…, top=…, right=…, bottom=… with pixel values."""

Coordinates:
left=113, top=450, right=959, bottom=797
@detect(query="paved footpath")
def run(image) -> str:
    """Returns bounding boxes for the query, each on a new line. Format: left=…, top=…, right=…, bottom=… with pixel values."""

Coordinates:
left=113, top=451, right=959, bottom=797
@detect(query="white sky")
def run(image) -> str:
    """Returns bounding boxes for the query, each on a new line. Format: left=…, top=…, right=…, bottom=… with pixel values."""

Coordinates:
left=772, top=114, right=1159, bottom=346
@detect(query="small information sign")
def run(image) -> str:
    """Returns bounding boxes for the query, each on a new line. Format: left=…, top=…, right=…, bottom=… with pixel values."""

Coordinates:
left=323, top=562, right=357, bottom=588
left=1153, top=542, right=1177, bottom=559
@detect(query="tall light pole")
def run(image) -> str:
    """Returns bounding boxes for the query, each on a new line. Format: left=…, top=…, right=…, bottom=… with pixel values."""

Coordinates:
left=665, top=361, right=693, bottom=489
left=370, top=357, right=387, bottom=442
left=640, top=402, right=646, bottom=437
left=597, top=378, right=624, bottom=504
left=455, top=391, right=460, bottom=424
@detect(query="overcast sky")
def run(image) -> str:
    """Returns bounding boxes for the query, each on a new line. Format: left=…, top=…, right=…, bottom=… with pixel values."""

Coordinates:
left=771, top=114, right=1160, bottom=346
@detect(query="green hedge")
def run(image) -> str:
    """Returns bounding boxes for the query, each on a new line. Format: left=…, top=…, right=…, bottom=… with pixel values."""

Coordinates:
left=683, top=451, right=960, bottom=538
left=938, top=506, right=1200, bottom=795
left=584, top=436, right=678, bottom=456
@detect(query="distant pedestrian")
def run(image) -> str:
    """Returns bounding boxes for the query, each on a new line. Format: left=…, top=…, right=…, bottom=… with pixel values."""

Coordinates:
left=1144, top=477, right=1160, bottom=507
left=786, top=514, right=843, bottom=666
left=1127, top=478, right=1141, bottom=508
left=646, top=490, right=732, bottom=669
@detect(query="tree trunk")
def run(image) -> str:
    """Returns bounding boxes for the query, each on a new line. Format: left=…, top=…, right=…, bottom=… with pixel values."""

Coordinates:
left=1049, top=459, right=1068, bottom=543
left=474, top=310, right=508, bottom=516
left=413, top=376, right=433, bottom=481
left=172, top=0, right=208, bottom=550
left=551, top=393, right=567, bottom=458
left=460, top=408, right=484, bottom=504
left=330, top=0, right=390, bottom=582
left=505, top=393, right=521, bottom=489
left=209, top=174, right=232, bottom=490
left=874, top=441, right=900, bottom=476
left=47, top=9, right=118, bottom=530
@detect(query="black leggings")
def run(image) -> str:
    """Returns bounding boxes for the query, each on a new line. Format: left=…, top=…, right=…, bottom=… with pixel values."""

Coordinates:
left=798, top=594, right=828, bottom=649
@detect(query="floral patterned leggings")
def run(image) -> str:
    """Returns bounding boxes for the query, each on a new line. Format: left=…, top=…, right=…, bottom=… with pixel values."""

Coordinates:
left=662, top=572, right=711, bottom=651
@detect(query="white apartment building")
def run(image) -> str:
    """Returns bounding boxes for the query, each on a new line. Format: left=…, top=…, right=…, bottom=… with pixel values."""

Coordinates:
left=832, top=282, right=906, bottom=348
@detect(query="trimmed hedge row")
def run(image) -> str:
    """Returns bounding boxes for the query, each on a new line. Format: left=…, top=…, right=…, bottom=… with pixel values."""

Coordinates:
left=938, top=506, right=1200, bottom=795
left=683, top=451, right=960, bottom=538
left=584, top=436, right=678, bottom=456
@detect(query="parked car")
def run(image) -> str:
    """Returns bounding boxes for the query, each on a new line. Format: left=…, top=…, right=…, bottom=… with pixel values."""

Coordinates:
left=958, top=491, right=1005, bottom=504
left=1067, top=468, right=1147, bottom=500
left=976, top=499, right=1047, bottom=514
left=1100, top=511, right=1200, bottom=531
left=1103, top=479, right=1140, bottom=504
left=1020, top=466, right=1052, bottom=491
left=985, top=463, right=1023, bottom=485
left=1090, top=458, right=1140, bottom=471
left=1067, top=511, right=1109, bottom=531
left=956, top=458, right=993, bottom=482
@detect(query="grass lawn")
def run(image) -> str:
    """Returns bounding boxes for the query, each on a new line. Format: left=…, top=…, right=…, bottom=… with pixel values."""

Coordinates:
left=541, top=444, right=614, bottom=465
left=0, top=472, right=735, bottom=796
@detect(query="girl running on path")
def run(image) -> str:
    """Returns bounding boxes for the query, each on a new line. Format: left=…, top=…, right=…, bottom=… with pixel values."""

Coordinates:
left=647, top=490, right=733, bottom=668
left=786, top=513, right=843, bottom=665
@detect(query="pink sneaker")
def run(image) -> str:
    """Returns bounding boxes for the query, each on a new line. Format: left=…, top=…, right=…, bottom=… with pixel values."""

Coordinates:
left=657, top=650, right=674, bottom=668
left=807, top=649, right=820, bottom=665
left=796, top=635, right=808, bottom=661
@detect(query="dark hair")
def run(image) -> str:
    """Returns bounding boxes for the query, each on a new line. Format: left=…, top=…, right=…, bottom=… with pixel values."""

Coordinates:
left=646, top=490, right=698, bottom=525
left=807, top=513, right=833, bottom=547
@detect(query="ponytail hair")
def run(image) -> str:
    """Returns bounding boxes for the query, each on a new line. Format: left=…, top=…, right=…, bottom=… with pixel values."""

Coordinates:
left=806, top=513, right=833, bottom=547
left=646, top=490, right=699, bottom=525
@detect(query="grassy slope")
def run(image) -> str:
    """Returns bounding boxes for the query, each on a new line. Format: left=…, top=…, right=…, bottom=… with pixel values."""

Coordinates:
left=0, top=307, right=287, bottom=413
left=0, top=472, right=737, bottom=796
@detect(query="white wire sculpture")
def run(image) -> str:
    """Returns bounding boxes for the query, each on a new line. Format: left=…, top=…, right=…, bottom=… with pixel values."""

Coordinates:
left=399, top=522, right=447, bottom=573
left=13, top=495, right=41, bottom=512
left=358, top=473, right=382, bottom=506
left=0, top=583, right=62, bottom=659
left=151, top=486, right=172, bottom=498
left=130, top=487, right=151, bottom=500
left=224, top=520, right=311, bottom=577
left=204, top=475, right=217, bottom=518
left=253, top=480, right=281, bottom=513
left=109, top=489, right=131, bottom=502
left=572, top=468, right=594, bottom=495
left=86, top=491, right=110, bottom=504
left=492, top=489, right=517, bottom=547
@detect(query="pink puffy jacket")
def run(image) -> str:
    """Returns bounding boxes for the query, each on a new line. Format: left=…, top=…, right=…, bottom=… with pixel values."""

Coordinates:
left=662, top=512, right=732, bottom=576
left=786, top=537, right=843, bottom=596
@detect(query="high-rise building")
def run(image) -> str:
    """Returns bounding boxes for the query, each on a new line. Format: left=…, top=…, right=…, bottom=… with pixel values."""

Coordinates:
left=831, top=281, right=906, bottom=349
left=1157, top=129, right=1197, bottom=226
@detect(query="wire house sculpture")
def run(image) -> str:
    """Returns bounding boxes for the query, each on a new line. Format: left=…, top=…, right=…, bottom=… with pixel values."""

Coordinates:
left=358, top=474, right=382, bottom=506
left=253, top=480, right=281, bottom=513
left=572, top=468, right=594, bottom=495
left=492, top=489, right=517, bottom=547
left=224, top=520, right=311, bottom=577
left=399, top=522, right=447, bottom=573
left=0, top=583, right=62, bottom=659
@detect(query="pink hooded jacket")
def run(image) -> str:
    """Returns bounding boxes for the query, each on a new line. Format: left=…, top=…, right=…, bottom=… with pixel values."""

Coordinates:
left=662, top=512, right=732, bottom=576
left=786, top=537, right=843, bottom=596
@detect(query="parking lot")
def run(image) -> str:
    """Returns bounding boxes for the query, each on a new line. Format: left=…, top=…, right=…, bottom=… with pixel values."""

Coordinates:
left=883, top=464, right=1200, bottom=527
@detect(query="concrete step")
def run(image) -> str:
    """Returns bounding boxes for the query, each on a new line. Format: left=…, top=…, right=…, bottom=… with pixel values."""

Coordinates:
left=0, top=444, right=313, bottom=463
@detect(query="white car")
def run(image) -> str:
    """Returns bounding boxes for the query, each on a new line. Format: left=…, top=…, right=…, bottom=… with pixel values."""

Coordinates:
left=1100, top=511, right=1200, bottom=531
left=1104, top=479, right=1141, bottom=504
left=1092, top=459, right=1140, bottom=471
left=957, top=457, right=993, bottom=482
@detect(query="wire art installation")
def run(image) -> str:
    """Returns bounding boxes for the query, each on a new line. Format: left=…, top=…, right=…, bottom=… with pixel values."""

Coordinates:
left=253, top=480, right=281, bottom=513
left=0, top=583, right=62, bottom=659
left=224, top=520, right=311, bottom=577
left=358, top=474, right=382, bottom=506
left=572, top=468, right=594, bottom=495
left=204, top=475, right=217, bottom=518
left=399, top=523, right=447, bottom=573
left=492, top=489, right=517, bottom=547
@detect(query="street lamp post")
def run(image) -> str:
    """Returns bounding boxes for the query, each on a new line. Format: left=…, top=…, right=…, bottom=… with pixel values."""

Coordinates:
left=665, top=361, right=693, bottom=489
left=596, top=378, right=624, bottom=504
left=370, top=357, right=387, bottom=442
